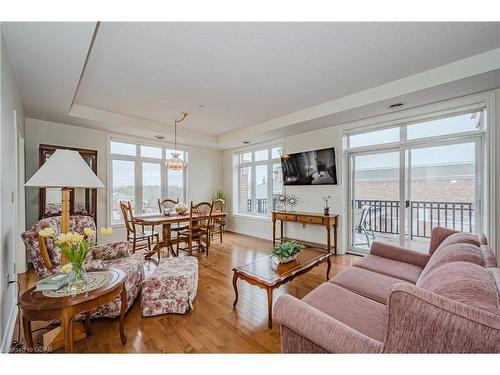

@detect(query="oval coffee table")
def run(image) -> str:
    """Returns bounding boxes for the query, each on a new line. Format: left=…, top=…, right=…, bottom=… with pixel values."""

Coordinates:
left=19, top=268, right=127, bottom=353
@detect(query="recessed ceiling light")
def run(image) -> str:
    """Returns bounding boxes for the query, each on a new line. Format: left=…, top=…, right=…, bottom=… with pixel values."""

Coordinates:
left=242, top=141, right=250, bottom=144
left=154, top=135, right=165, bottom=140
left=386, top=102, right=406, bottom=110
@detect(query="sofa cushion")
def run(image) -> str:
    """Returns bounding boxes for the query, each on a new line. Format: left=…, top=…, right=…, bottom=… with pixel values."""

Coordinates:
left=353, top=255, right=423, bottom=283
left=417, top=262, right=500, bottom=315
left=481, top=245, right=498, bottom=268
left=330, top=266, right=410, bottom=304
left=435, top=232, right=480, bottom=252
left=418, top=243, right=484, bottom=281
left=302, top=282, right=386, bottom=341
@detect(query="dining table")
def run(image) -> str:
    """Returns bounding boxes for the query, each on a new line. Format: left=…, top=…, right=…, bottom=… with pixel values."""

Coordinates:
left=134, top=211, right=227, bottom=256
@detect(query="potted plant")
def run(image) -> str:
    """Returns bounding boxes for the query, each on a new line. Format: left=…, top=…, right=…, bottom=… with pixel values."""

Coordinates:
left=214, top=189, right=226, bottom=203
left=272, top=241, right=305, bottom=264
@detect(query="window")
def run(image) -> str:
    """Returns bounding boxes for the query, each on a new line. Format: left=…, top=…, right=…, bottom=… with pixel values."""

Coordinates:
left=348, top=127, right=400, bottom=148
left=235, top=145, right=282, bottom=216
left=406, top=112, right=482, bottom=140
left=110, top=140, right=188, bottom=224
left=345, top=109, right=485, bottom=254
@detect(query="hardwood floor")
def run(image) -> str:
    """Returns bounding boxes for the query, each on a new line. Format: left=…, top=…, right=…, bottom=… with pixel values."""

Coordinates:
left=14, top=231, right=359, bottom=353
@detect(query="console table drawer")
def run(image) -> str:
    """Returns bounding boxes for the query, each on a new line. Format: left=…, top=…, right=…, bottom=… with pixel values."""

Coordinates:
left=275, top=213, right=297, bottom=221
left=298, top=216, right=324, bottom=225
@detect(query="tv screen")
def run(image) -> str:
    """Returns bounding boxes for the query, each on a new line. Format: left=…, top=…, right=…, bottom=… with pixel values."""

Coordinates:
left=281, top=147, right=337, bottom=185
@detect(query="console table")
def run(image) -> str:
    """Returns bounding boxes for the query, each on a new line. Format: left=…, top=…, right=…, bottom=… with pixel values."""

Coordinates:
left=272, top=211, right=338, bottom=255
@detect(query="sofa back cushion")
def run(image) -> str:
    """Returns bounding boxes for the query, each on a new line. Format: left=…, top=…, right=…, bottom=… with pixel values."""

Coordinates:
left=417, top=262, right=500, bottom=315
left=419, top=243, right=484, bottom=281
left=435, top=232, right=480, bottom=252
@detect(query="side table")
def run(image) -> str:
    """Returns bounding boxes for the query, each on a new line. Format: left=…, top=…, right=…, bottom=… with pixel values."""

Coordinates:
left=18, top=268, right=127, bottom=353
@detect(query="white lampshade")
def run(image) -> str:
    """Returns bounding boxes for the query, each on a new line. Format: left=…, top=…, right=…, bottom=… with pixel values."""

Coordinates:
left=25, top=149, right=104, bottom=188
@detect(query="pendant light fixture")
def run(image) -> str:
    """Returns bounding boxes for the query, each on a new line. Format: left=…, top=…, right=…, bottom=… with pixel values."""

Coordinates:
left=166, top=112, right=189, bottom=170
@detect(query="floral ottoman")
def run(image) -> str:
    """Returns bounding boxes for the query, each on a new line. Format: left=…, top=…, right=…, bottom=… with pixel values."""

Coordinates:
left=141, top=256, right=199, bottom=317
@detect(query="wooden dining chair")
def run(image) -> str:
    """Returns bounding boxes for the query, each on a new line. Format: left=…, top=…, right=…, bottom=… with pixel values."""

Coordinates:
left=210, top=198, right=226, bottom=243
left=120, top=201, right=161, bottom=259
left=158, top=198, right=179, bottom=214
left=177, top=201, right=213, bottom=256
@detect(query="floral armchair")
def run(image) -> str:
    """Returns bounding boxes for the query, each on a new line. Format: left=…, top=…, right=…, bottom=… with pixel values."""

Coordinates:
left=21, top=215, right=145, bottom=318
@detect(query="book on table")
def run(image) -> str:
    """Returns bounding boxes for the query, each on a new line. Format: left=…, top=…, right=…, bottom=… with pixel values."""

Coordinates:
left=35, top=273, right=70, bottom=291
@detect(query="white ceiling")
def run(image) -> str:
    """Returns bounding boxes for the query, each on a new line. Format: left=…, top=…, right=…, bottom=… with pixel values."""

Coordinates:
left=2, top=22, right=500, bottom=148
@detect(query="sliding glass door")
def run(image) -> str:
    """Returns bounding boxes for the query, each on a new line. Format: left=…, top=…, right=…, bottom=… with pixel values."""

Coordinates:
left=350, top=150, right=402, bottom=252
left=348, top=136, right=482, bottom=254
left=404, top=139, right=480, bottom=252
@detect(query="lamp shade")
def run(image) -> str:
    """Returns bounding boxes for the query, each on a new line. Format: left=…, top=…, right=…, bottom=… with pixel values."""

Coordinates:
left=25, top=149, right=104, bottom=188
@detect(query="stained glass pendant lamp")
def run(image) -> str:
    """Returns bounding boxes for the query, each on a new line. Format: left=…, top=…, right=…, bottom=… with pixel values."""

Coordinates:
left=166, top=112, right=189, bottom=170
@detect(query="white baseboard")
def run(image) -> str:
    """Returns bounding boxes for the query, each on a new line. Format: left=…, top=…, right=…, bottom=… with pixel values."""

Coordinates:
left=226, top=226, right=273, bottom=241
left=1, top=298, right=18, bottom=353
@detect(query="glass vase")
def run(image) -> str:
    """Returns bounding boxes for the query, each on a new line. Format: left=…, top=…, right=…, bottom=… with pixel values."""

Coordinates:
left=69, top=262, right=87, bottom=290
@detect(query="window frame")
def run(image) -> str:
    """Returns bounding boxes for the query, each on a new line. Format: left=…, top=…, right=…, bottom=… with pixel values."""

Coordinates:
left=344, top=107, right=486, bottom=254
left=108, top=137, right=188, bottom=226
left=235, top=144, right=283, bottom=218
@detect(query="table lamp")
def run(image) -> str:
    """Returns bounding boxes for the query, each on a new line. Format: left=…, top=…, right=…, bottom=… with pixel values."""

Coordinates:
left=25, top=149, right=104, bottom=264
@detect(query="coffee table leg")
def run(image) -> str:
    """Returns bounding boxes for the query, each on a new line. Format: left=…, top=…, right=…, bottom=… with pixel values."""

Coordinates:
left=232, top=272, right=239, bottom=307
left=267, top=287, right=274, bottom=329
left=326, top=256, right=332, bottom=281
left=22, top=315, right=33, bottom=352
left=61, top=310, right=74, bottom=353
left=119, top=285, right=127, bottom=345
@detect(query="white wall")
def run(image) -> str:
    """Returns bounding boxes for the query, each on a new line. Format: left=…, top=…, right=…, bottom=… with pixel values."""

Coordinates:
left=223, top=126, right=347, bottom=253
left=0, top=27, right=25, bottom=352
left=24, top=118, right=222, bottom=243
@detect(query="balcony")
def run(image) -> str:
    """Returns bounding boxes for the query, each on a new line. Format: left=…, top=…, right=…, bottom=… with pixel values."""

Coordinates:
left=353, top=199, right=475, bottom=251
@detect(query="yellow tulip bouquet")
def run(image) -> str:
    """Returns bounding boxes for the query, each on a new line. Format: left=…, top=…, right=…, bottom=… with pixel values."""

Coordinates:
left=39, top=226, right=113, bottom=287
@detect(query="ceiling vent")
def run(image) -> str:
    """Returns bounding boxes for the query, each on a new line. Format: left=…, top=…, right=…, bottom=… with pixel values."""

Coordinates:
left=154, top=135, right=165, bottom=140
left=386, top=102, right=406, bottom=110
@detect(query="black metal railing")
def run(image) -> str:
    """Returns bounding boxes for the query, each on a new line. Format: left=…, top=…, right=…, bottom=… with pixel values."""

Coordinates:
left=354, top=199, right=475, bottom=239
left=246, top=198, right=280, bottom=214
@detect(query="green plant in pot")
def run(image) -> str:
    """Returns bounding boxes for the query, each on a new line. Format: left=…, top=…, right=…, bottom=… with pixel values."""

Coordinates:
left=272, top=241, right=305, bottom=264
left=214, top=189, right=226, bottom=202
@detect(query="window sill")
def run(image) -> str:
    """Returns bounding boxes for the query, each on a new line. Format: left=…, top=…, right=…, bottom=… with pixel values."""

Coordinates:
left=231, top=213, right=271, bottom=222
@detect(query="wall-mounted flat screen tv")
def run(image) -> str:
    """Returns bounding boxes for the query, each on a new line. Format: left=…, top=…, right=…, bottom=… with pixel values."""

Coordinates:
left=281, top=147, right=337, bottom=185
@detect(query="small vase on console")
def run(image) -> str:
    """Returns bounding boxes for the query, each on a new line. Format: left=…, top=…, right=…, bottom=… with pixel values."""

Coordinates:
left=322, top=195, right=331, bottom=216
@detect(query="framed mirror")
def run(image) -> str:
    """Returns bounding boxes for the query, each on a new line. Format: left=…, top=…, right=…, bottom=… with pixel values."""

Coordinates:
left=38, top=144, right=98, bottom=222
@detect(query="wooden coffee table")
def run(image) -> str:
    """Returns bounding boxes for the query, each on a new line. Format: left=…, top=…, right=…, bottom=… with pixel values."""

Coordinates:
left=232, top=248, right=331, bottom=329
left=19, top=268, right=127, bottom=353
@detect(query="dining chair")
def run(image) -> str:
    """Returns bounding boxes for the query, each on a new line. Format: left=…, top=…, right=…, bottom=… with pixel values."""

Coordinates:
left=120, top=201, right=161, bottom=259
left=210, top=198, right=225, bottom=243
left=177, top=201, right=213, bottom=256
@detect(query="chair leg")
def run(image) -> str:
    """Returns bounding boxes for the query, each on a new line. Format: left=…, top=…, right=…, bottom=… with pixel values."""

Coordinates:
left=220, top=228, right=223, bottom=242
left=156, top=234, right=161, bottom=260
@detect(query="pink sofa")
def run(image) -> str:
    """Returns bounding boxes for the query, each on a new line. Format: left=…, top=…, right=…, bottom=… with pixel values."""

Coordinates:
left=274, top=227, right=500, bottom=353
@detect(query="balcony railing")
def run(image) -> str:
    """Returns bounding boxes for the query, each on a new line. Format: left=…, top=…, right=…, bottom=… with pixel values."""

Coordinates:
left=354, top=199, right=475, bottom=239
left=247, top=198, right=280, bottom=214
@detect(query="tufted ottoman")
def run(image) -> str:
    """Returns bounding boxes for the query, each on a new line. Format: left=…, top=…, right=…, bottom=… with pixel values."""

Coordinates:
left=141, top=256, right=199, bottom=317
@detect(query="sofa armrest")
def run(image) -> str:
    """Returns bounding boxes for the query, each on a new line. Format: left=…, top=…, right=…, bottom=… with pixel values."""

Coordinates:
left=369, top=241, right=430, bottom=267
left=384, top=284, right=500, bottom=353
left=273, top=294, right=383, bottom=353
left=91, top=241, right=131, bottom=261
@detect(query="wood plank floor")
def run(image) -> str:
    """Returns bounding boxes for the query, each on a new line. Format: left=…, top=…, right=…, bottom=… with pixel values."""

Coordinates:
left=13, top=232, right=359, bottom=353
